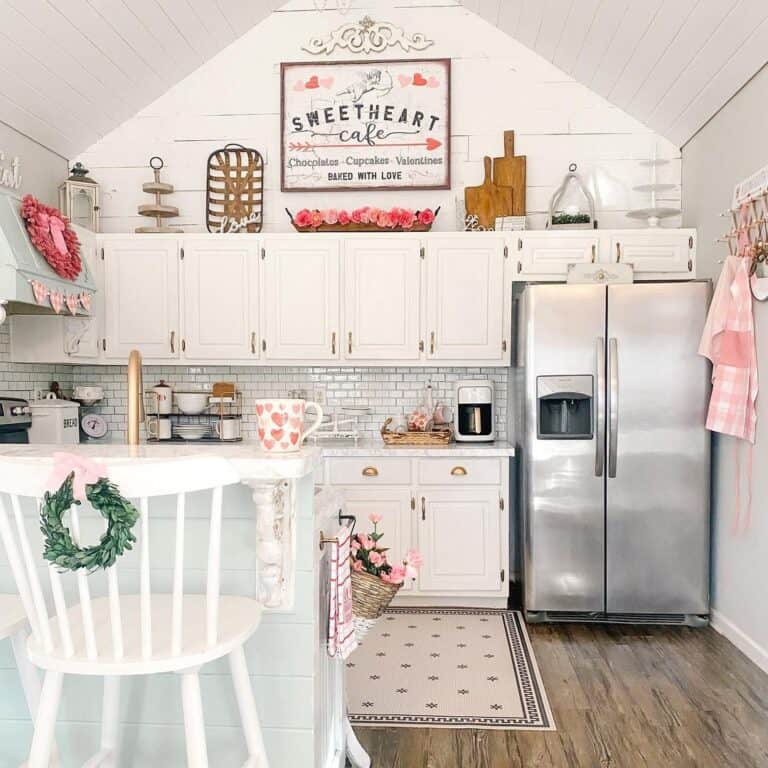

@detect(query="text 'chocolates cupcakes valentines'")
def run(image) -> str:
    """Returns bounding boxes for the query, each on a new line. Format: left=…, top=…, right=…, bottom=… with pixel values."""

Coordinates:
left=255, top=398, right=324, bottom=453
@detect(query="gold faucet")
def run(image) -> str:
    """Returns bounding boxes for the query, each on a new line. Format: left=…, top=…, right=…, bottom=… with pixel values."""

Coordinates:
left=127, top=349, right=143, bottom=445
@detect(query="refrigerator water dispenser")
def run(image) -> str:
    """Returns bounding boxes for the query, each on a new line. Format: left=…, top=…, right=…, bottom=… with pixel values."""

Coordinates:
left=537, top=375, right=593, bottom=439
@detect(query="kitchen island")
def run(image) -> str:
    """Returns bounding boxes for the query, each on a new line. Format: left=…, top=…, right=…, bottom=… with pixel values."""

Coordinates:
left=0, top=442, right=366, bottom=768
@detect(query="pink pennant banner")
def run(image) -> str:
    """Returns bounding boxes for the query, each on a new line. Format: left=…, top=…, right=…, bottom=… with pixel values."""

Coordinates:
left=49, top=290, right=63, bottom=314
left=66, top=293, right=78, bottom=316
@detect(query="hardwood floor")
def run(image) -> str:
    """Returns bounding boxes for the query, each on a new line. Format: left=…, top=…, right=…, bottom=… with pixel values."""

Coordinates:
left=354, top=622, right=768, bottom=767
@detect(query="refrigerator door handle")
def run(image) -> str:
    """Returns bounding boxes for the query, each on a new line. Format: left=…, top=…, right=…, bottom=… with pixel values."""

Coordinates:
left=595, top=337, right=605, bottom=477
left=608, top=337, right=619, bottom=478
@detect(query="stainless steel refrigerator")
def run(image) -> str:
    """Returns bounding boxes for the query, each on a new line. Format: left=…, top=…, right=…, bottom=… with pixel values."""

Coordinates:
left=515, top=282, right=711, bottom=625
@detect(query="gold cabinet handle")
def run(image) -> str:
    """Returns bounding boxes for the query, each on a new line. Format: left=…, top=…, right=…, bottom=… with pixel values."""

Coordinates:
left=181, top=338, right=186, bottom=352
left=170, top=331, right=175, bottom=353
left=430, top=331, right=435, bottom=354
left=251, top=332, right=256, bottom=354
left=421, top=496, right=426, bottom=521
left=616, top=242, right=621, bottom=263
left=361, top=466, right=379, bottom=477
left=450, top=466, right=468, bottom=476
left=331, top=331, right=336, bottom=355
left=348, top=331, right=353, bottom=354
left=591, top=244, right=596, bottom=263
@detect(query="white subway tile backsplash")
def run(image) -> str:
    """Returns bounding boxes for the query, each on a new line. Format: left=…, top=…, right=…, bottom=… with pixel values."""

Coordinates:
left=71, top=365, right=508, bottom=443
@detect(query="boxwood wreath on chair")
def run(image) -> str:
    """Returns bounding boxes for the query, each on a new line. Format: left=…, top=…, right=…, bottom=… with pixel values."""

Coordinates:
left=41, top=471, right=139, bottom=572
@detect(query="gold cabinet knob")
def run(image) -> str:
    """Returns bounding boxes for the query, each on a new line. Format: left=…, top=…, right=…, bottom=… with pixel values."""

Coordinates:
left=361, top=466, right=379, bottom=477
left=450, top=466, right=468, bottom=476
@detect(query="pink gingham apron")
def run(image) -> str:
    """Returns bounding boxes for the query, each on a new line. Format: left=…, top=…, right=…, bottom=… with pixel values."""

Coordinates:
left=699, top=254, right=758, bottom=531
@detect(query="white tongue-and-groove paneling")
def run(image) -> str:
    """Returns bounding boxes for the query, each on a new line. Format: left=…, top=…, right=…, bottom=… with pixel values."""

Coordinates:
left=77, top=3, right=681, bottom=233
left=461, top=0, right=768, bottom=147
left=0, top=0, right=280, bottom=158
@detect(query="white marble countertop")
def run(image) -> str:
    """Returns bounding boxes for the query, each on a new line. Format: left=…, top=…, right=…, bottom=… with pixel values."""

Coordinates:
left=314, top=438, right=515, bottom=457
left=0, top=441, right=322, bottom=481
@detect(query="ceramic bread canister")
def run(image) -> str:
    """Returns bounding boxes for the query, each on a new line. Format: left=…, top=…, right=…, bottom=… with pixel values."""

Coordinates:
left=254, top=398, right=324, bottom=453
left=152, top=379, right=173, bottom=414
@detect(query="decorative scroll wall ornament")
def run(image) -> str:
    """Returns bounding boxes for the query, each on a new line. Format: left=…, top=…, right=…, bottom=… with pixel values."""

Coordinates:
left=301, top=16, right=435, bottom=56
left=0, top=151, right=21, bottom=191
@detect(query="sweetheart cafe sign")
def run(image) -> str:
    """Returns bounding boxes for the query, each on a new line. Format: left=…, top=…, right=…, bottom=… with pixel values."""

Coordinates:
left=0, top=151, right=22, bottom=192
left=281, top=59, right=450, bottom=192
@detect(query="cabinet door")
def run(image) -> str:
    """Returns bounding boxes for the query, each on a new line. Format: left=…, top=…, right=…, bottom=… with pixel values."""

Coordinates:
left=340, top=488, right=415, bottom=592
left=426, top=238, right=505, bottom=360
left=181, top=239, right=259, bottom=360
left=261, top=239, right=340, bottom=360
left=418, top=488, right=502, bottom=593
left=103, top=239, right=180, bottom=359
left=611, top=231, right=695, bottom=274
left=518, top=233, right=599, bottom=276
left=343, top=238, right=422, bottom=360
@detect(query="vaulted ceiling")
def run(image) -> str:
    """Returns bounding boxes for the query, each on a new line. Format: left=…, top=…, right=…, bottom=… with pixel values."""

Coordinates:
left=0, top=0, right=281, bottom=159
left=0, top=0, right=766, bottom=159
left=460, top=0, right=768, bottom=148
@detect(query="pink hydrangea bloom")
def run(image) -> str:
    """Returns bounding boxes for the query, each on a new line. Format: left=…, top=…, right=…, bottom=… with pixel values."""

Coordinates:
left=352, top=559, right=364, bottom=572
left=357, top=534, right=373, bottom=550
left=385, top=565, right=407, bottom=584
left=369, top=551, right=384, bottom=566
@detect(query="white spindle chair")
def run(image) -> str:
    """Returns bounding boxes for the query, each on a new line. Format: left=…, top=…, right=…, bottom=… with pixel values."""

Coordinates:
left=0, top=455, right=269, bottom=768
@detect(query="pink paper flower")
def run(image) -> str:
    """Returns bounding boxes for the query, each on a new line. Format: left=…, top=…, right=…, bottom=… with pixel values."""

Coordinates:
left=384, top=565, right=407, bottom=584
left=369, top=512, right=383, bottom=524
left=418, top=208, right=436, bottom=226
left=369, top=551, right=384, bottom=566
left=376, top=211, right=392, bottom=228
left=351, top=208, right=363, bottom=224
left=367, top=207, right=381, bottom=224
left=338, top=210, right=351, bottom=225
left=404, top=549, right=424, bottom=568
left=323, top=208, right=339, bottom=225
left=294, top=209, right=312, bottom=228
left=352, top=559, right=364, bottom=572
left=47, top=452, right=108, bottom=501
left=398, top=209, right=416, bottom=229
left=309, top=210, right=323, bottom=228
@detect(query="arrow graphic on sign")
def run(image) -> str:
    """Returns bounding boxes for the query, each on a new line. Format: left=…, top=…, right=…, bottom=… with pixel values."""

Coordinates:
left=289, top=138, right=442, bottom=152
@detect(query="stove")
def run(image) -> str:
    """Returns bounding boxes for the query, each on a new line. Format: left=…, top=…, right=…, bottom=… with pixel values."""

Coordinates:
left=0, top=397, right=32, bottom=443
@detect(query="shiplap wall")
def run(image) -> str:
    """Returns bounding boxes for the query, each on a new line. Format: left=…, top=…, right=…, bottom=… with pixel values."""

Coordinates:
left=0, top=474, right=318, bottom=766
left=76, top=1, right=682, bottom=233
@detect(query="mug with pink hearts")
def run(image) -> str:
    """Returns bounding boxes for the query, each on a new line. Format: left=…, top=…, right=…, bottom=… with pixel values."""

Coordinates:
left=254, top=399, right=324, bottom=453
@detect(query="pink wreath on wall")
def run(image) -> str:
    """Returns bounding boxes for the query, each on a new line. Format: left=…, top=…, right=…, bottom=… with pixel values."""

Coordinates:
left=20, top=194, right=82, bottom=281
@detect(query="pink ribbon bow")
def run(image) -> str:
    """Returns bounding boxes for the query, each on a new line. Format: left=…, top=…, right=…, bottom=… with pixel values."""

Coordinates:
left=38, top=212, right=68, bottom=256
left=47, top=452, right=108, bottom=501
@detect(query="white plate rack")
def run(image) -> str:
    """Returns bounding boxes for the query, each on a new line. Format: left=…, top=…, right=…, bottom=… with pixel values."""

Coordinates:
left=144, top=390, right=244, bottom=441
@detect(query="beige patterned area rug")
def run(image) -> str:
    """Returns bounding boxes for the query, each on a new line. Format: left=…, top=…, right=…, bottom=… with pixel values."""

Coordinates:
left=347, top=608, right=554, bottom=730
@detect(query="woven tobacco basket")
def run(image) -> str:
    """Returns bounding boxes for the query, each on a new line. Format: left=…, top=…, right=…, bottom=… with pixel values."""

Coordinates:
left=206, top=143, right=264, bottom=233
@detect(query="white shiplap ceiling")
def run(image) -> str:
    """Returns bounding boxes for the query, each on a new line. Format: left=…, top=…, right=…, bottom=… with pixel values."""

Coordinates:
left=461, top=0, right=768, bottom=148
left=0, top=0, right=766, bottom=159
left=0, top=0, right=281, bottom=159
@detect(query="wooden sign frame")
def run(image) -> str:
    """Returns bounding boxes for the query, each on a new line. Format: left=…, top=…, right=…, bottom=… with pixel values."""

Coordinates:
left=281, top=58, right=451, bottom=193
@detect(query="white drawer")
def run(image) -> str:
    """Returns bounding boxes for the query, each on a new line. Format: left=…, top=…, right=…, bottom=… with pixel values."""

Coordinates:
left=417, top=458, right=501, bottom=485
left=328, top=457, right=411, bottom=485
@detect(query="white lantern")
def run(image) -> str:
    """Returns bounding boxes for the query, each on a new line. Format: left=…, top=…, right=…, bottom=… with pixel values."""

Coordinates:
left=59, top=163, right=100, bottom=232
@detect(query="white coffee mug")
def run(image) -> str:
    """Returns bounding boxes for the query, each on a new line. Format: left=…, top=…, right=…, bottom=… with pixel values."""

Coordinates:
left=215, top=419, right=241, bottom=441
left=148, top=417, right=172, bottom=440
left=254, top=398, right=323, bottom=453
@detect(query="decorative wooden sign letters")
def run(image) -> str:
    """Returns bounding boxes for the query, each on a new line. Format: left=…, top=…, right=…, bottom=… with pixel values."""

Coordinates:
left=281, top=59, right=451, bottom=192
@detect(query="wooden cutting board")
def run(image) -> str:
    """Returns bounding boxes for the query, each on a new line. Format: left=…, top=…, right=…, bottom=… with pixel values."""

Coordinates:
left=465, top=156, right=514, bottom=230
left=492, top=130, right=526, bottom=216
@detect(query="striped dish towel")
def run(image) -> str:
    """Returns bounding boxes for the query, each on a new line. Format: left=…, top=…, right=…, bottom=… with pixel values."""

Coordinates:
left=328, top=526, right=357, bottom=660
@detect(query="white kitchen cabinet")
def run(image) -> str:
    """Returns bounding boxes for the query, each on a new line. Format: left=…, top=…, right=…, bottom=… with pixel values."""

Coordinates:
left=425, top=237, right=506, bottom=361
left=343, top=238, right=422, bottom=360
left=340, top=487, right=415, bottom=591
left=103, top=238, right=180, bottom=359
left=261, top=238, right=340, bottom=360
left=610, top=230, right=695, bottom=275
left=326, top=455, right=510, bottom=605
left=181, top=239, right=259, bottom=360
left=417, top=488, right=503, bottom=593
left=516, top=231, right=600, bottom=277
